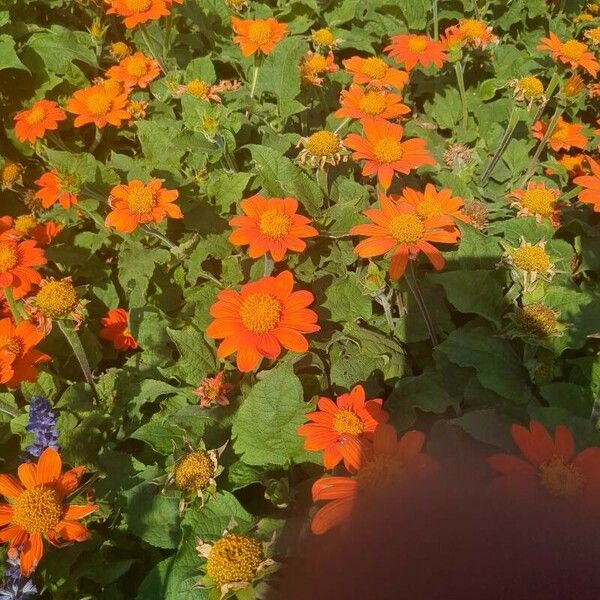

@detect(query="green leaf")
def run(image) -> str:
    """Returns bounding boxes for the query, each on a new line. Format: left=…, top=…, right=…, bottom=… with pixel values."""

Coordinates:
left=446, top=409, right=515, bottom=451
left=130, top=419, right=187, bottom=454
left=166, top=326, right=217, bottom=385
left=205, top=170, right=252, bottom=214
left=540, top=383, right=593, bottom=418
left=323, top=274, right=372, bottom=321
left=0, top=34, right=29, bottom=72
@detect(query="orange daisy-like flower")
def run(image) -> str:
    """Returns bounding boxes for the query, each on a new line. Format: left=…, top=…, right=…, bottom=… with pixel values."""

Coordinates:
left=574, top=156, right=600, bottom=212
left=228, top=195, right=318, bottom=262
left=231, top=17, right=287, bottom=57
left=105, top=179, right=182, bottom=233
left=488, top=421, right=600, bottom=511
left=104, top=0, right=170, bottom=29
left=206, top=270, right=319, bottom=372
left=344, top=121, right=435, bottom=190
left=310, top=424, right=438, bottom=534
left=532, top=117, right=588, bottom=152
left=0, top=239, right=46, bottom=299
left=300, top=51, right=338, bottom=86
left=99, top=308, right=138, bottom=350
left=106, top=51, right=160, bottom=89
left=335, top=85, right=410, bottom=126
left=0, top=318, right=50, bottom=388
left=442, top=19, right=498, bottom=49
left=508, top=181, right=561, bottom=226
left=0, top=447, right=98, bottom=575
left=14, top=100, right=66, bottom=145
left=297, top=384, right=389, bottom=472
left=34, top=170, right=79, bottom=210
left=66, top=82, right=130, bottom=129
left=537, top=33, right=599, bottom=77
left=343, top=56, right=408, bottom=90
left=384, top=34, right=448, bottom=71
left=398, top=183, right=470, bottom=225
left=350, top=193, right=459, bottom=280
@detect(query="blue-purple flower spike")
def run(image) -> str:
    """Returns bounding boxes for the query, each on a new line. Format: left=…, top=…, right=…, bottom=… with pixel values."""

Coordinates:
left=0, top=559, right=37, bottom=600
left=25, top=395, right=59, bottom=459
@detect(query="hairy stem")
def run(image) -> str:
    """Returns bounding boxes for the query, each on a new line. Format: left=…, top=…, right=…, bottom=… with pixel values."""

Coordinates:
left=433, top=0, right=439, bottom=39
left=481, top=106, right=519, bottom=185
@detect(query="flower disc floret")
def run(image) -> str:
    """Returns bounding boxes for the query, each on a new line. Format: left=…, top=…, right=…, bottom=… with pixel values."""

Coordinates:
left=240, top=294, right=282, bottom=334
left=174, top=451, right=215, bottom=492
left=35, top=280, right=78, bottom=318
left=206, top=535, right=264, bottom=587
left=511, top=246, right=551, bottom=272
left=12, top=486, right=63, bottom=534
left=539, top=458, right=583, bottom=498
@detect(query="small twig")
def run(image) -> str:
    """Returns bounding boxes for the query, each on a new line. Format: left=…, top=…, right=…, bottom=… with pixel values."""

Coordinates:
left=481, top=106, right=520, bottom=185
left=454, top=62, right=469, bottom=131
left=405, top=261, right=438, bottom=346
left=4, top=288, right=25, bottom=324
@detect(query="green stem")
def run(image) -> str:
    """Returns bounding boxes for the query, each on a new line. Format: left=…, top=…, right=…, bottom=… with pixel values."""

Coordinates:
left=433, top=0, right=439, bottom=40
left=66, top=472, right=101, bottom=503
left=333, top=117, right=350, bottom=135
left=47, top=132, right=69, bottom=152
left=5, top=288, right=25, bottom=323
left=249, top=65, right=259, bottom=99
left=88, top=128, right=103, bottom=154
left=560, top=185, right=583, bottom=203
left=141, top=225, right=177, bottom=250
left=376, top=292, right=395, bottom=331
left=58, top=320, right=99, bottom=401
left=263, top=254, right=274, bottom=277
left=405, top=262, right=438, bottom=346
left=481, top=106, right=519, bottom=185
left=454, top=62, right=468, bottom=131
left=473, top=0, right=481, bottom=19
left=163, top=13, right=173, bottom=60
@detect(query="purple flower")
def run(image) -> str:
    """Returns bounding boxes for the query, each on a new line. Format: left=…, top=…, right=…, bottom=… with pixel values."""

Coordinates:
left=25, top=395, right=58, bottom=459
left=0, top=559, right=37, bottom=600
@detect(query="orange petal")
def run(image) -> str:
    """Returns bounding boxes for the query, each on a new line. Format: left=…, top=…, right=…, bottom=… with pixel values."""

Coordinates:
left=36, top=447, right=62, bottom=485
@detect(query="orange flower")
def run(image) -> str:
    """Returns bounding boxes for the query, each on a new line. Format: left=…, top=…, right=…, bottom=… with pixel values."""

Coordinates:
left=508, top=181, right=561, bottom=226
left=537, top=33, right=599, bottom=77
left=106, top=51, right=160, bottom=88
left=344, top=121, right=435, bottom=190
left=384, top=34, right=448, bottom=70
left=99, top=308, right=138, bottom=350
left=13, top=216, right=61, bottom=247
left=34, top=170, right=78, bottom=210
left=0, top=447, right=97, bottom=575
left=206, top=270, right=319, bottom=372
left=398, top=183, right=469, bottom=225
left=66, top=82, right=130, bottom=129
left=0, top=319, right=50, bottom=387
left=532, top=117, right=588, bottom=152
left=488, top=421, right=600, bottom=511
left=0, top=239, right=46, bottom=299
left=14, top=100, right=66, bottom=145
left=343, top=56, right=408, bottom=89
left=105, top=179, right=182, bottom=233
left=231, top=16, right=287, bottom=57
left=442, top=19, right=498, bottom=49
left=310, top=424, right=437, bottom=534
left=228, top=195, right=318, bottom=262
left=574, top=156, right=600, bottom=211
left=193, top=370, right=233, bottom=408
left=350, top=193, right=459, bottom=280
left=297, top=384, right=389, bottom=471
left=104, top=0, right=170, bottom=29
left=300, top=51, right=338, bottom=86
left=335, top=85, right=410, bottom=125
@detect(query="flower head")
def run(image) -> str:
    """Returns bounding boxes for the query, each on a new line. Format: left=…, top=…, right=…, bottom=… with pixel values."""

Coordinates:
left=30, top=279, right=83, bottom=329
left=0, top=557, right=37, bottom=599
left=33, top=170, right=79, bottom=210
left=574, top=156, right=600, bottom=212
left=311, top=28, right=341, bottom=49
left=206, top=270, right=320, bottom=372
left=1, top=162, right=23, bottom=190
left=500, top=238, right=555, bottom=291
left=25, top=396, right=59, bottom=459
left=443, top=19, right=498, bottom=49
left=300, top=51, right=338, bottom=86
left=14, top=100, right=66, bottom=145
left=462, top=200, right=489, bottom=230
left=106, top=51, right=160, bottom=88
left=66, top=81, right=130, bottom=129
left=510, top=75, right=545, bottom=107
left=532, top=117, right=588, bottom=153
left=335, top=85, right=410, bottom=126
left=104, top=0, right=170, bottom=29
left=585, top=26, right=600, bottom=45
left=508, top=181, right=561, bottom=226
left=343, top=56, right=408, bottom=89
left=110, top=41, right=130, bottom=60
left=231, top=16, right=287, bottom=57
left=384, top=34, right=448, bottom=70
left=400, top=183, right=469, bottom=224
left=193, top=371, right=233, bottom=408
left=537, top=33, right=599, bottom=76
left=0, top=239, right=46, bottom=299
left=99, top=308, right=138, bottom=350
left=173, top=450, right=217, bottom=493
left=512, top=303, right=562, bottom=340
left=297, top=130, right=347, bottom=169
left=443, top=143, right=474, bottom=170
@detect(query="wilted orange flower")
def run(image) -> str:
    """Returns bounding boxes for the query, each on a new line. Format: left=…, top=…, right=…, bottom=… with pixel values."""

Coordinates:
left=398, top=183, right=469, bottom=225
left=443, top=19, right=498, bottom=49
left=34, top=170, right=78, bottom=210
left=0, top=318, right=50, bottom=387
left=0, top=447, right=97, bottom=575
left=14, top=100, right=66, bottom=145
left=508, top=181, right=561, bottom=226
left=488, top=421, right=600, bottom=511
left=384, top=34, right=448, bottom=70
left=335, top=85, right=410, bottom=125
left=105, top=179, right=182, bottom=233
left=206, top=270, right=319, bottom=372
left=297, top=384, right=389, bottom=472
left=574, top=156, right=600, bottom=212
left=343, top=56, right=408, bottom=89
left=563, top=74, right=585, bottom=98
left=66, top=82, right=130, bottom=129
left=0, top=239, right=46, bottom=299
left=537, top=33, right=599, bottom=76
left=546, top=152, right=588, bottom=178
left=350, top=193, right=459, bottom=280
left=99, top=308, right=138, bottom=350
left=193, top=370, right=233, bottom=408
left=300, top=51, right=338, bottom=86
left=231, top=16, right=287, bottom=57
left=310, top=424, right=437, bottom=534
left=106, top=51, right=160, bottom=88
left=228, top=195, right=318, bottom=262
left=13, top=216, right=61, bottom=247
left=344, top=121, right=435, bottom=190
left=532, top=117, right=588, bottom=152
left=105, top=0, right=170, bottom=29
left=589, top=82, right=600, bottom=98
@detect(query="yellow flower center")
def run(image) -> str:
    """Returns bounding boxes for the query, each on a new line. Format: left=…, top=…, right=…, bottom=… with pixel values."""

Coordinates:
left=125, top=55, right=149, bottom=78
left=360, top=57, right=388, bottom=80
left=0, top=336, right=22, bottom=355
left=306, top=131, right=340, bottom=157
left=173, top=451, right=215, bottom=492
left=388, top=214, right=425, bottom=243
left=311, top=28, right=334, bottom=46
left=258, top=209, right=292, bottom=239
left=14, top=215, right=37, bottom=235
left=407, top=36, right=429, bottom=53
left=518, top=76, right=544, bottom=100
left=459, top=19, right=486, bottom=41
left=539, top=457, right=583, bottom=498
left=206, top=534, right=264, bottom=587
left=111, top=42, right=130, bottom=58
left=416, top=197, right=443, bottom=219
left=12, top=486, right=63, bottom=534
left=187, top=79, right=211, bottom=98
left=356, top=455, right=401, bottom=491
left=587, top=27, right=600, bottom=43
left=0, top=243, right=18, bottom=272
left=36, top=280, right=78, bottom=319
left=86, top=93, right=112, bottom=118
left=373, top=137, right=404, bottom=163
left=333, top=408, right=364, bottom=436
left=307, top=54, right=328, bottom=72
left=521, top=188, right=556, bottom=217
left=25, top=106, right=46, bottom=125
left=126, top=0, right=152, bottom=12
left=240, top=293, right=282, bottom=334
left=551, top=122, right=569, bottom=142
left=561, top=39, right=587, bottom=60
left=126, top=186, right=157, bottom=215
left=511, top=246, right=551, bottom=273
left=515, top=303, right=559, bottom=337
left=359, top=91, right=387, bottom=115
left=1, top=162, right=20, bottom=187
left=248, top=21, right=272, bottom=45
